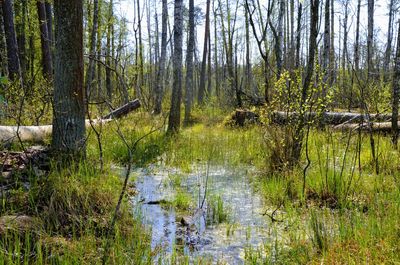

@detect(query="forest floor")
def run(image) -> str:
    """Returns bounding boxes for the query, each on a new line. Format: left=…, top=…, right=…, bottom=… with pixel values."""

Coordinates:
left=1, top=105, right=400, bottom=264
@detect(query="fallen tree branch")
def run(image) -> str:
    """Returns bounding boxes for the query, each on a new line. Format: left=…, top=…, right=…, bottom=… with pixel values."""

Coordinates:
left=271, top=111, right=393, bottom=125
left=333, top=121, right=400, bottom=132
left=0, top=99, right=141, bottom=143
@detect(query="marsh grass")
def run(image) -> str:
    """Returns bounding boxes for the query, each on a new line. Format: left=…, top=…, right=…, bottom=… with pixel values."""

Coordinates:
left=2, top=106, right=400, bottom=264
left=0, top=162, right=152, bottom=264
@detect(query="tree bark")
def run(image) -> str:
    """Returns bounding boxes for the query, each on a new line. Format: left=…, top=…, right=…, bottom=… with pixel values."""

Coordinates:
left=15, top=0, right=26, bottom=81
left=384, top=0, right=395, bottom=74
left=167, top=0, right=183, bottom=133
left=36, top=0, right=53, bottom=79
left=354, top=0, right=361, bottom=71
left=392, top=20, right=400, bottom=145
left=52, top=0, right=86, bottom=157
left=184, top=0, right=195, bottom=124
left=295, top=1, right=302, bottom=68
left=1, top=0, right=22, bottom=84
left=85, top=0, right=99, bottom=100
left=154, top=0, right=167, bottom=114
left=0, top=7, right=8, bottom=77
left=291, top=0, right=319, bottom=165
left=323, top=0, right=330, bottom=84
left=198, top=0, right=211, bottom=104
left=367, top=0, right=374, bottom=78
left=106, top=0, right=113, bottom=102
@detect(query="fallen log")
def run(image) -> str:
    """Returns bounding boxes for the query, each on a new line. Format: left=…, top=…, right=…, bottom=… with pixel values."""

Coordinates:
left=271, top=111, right=393, bottom=125
left=0, top=99, right=141, bottom=143
left=333, top=121, right=399, bottom=132
left=102, top=99, right=141, bottom=119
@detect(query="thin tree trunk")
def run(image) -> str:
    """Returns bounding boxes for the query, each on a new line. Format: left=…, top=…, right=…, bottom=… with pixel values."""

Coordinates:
left=154, top=0, right=167, bottom=114
left=1, top=0, right=22, bottom=84
left=198, top=0, right=211, bottom=104
left=244, top=5, right=253, bottom=95
left=52, top=0, right=86, bottom=157
left=0, top=7, right=8, bottom=77
left=392, top=20, right=400, bottom=146
left=330, top=0, right=335, bottom=84
left=213, top=2, right=219, bottom=98
left=96, top=0, right=102, bottom=98
left=354, top=0, right=361, bottom=72
left=295, top=1, right=302, bottom=68
left=167, top=0, right=183, bottom=133
left=15, top=0, right=26, bottom=80
left=106, top=0, right=113, bottom=102
left=37, top=0, right=53, bottom=79
left=367, top=0, right=374, bottom=78
left=323, top=0, right=330, bottom=83
left=276, top=0, right=284, bottom=77
left=136, top=0, right=143, bottom=98
left=85, top=0, right=99, bottom=100
left=291, top=0, right=319, bottom=165
left=184, top=0, right=195, bottom=124
left=385, top=0, right=395, bottom=73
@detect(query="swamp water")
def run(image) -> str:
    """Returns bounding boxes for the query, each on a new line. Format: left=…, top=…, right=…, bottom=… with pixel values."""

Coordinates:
left=130, top=165, right=289, bottom=264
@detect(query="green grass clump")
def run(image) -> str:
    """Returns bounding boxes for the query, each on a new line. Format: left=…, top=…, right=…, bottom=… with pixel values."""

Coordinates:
left=0, top=163, right=152, bottom=264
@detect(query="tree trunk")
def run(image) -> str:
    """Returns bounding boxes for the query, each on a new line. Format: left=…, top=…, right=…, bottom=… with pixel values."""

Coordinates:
left=106, top=0, right=113, bottom=102
left=198, top=0, right=211, bottom=104
left=1, top=0, right=22, bottom=84
left=15, top=0, right=26, bottom=81
left=136, top=0, right=143, bottom=99
left=37, top=0, right=53, bottom=79
left=45, top=2, right=53, bottom=46
left=295, top=1, right=302, bottom=68
left=367, top=0, right=374, bottom=78
left=341, top=0, right=349, bottom=72
left=323, top=0, right=330, bottom=84
left=354, top=0, right=361, bottom=71
left=291, top=0, right=319, bottom=165
left=384, top=0, right=395, bottom=74
left=84, top=0, right=99, bottom=100
left=154, top=0, right=167, bottom=114
left=276, top=0, right=284, bottom=78
left=167, top=0, right=183, bottom=133
left=392, top=20, right=400, bottom=145
left=184, top=0, right=195, bottom=124
left=0, top=7, right=8, bottom=77
left=52, top=0, right=86, bottom=157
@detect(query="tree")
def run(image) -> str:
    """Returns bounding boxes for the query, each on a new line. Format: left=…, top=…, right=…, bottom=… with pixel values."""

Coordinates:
left=384, top=0, right=396, bottom=73
left=367, top=0, right=374, bottom=78
left=291, top=0, right=319, bottom=166
left=105, top=0, right=113, bottom=102
left=354, top=0, right=361, bottom=71
left=1, top=0, right=22, bottom=84
left=85, top=0, right=99, bottom=100
left=392, top=20, right=400, bottom=146
left=198, top=0, right=211, bottom=104
left=52, top=0, right=86, bottom=157
left=0, top=7, right=8, bottom=77
left=37, top=0, right=53, bottom=79
left=167, top=0, right=183, bottom=133
left=323, top=0, right=330, bottom=83
left=154, top=0, right=168, bottom=114
left=184, top=0, right=195, bottom=124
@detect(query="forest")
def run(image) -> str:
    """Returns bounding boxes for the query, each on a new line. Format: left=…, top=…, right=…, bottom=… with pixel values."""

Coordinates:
left=1, top=0, right=400, bottom=263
